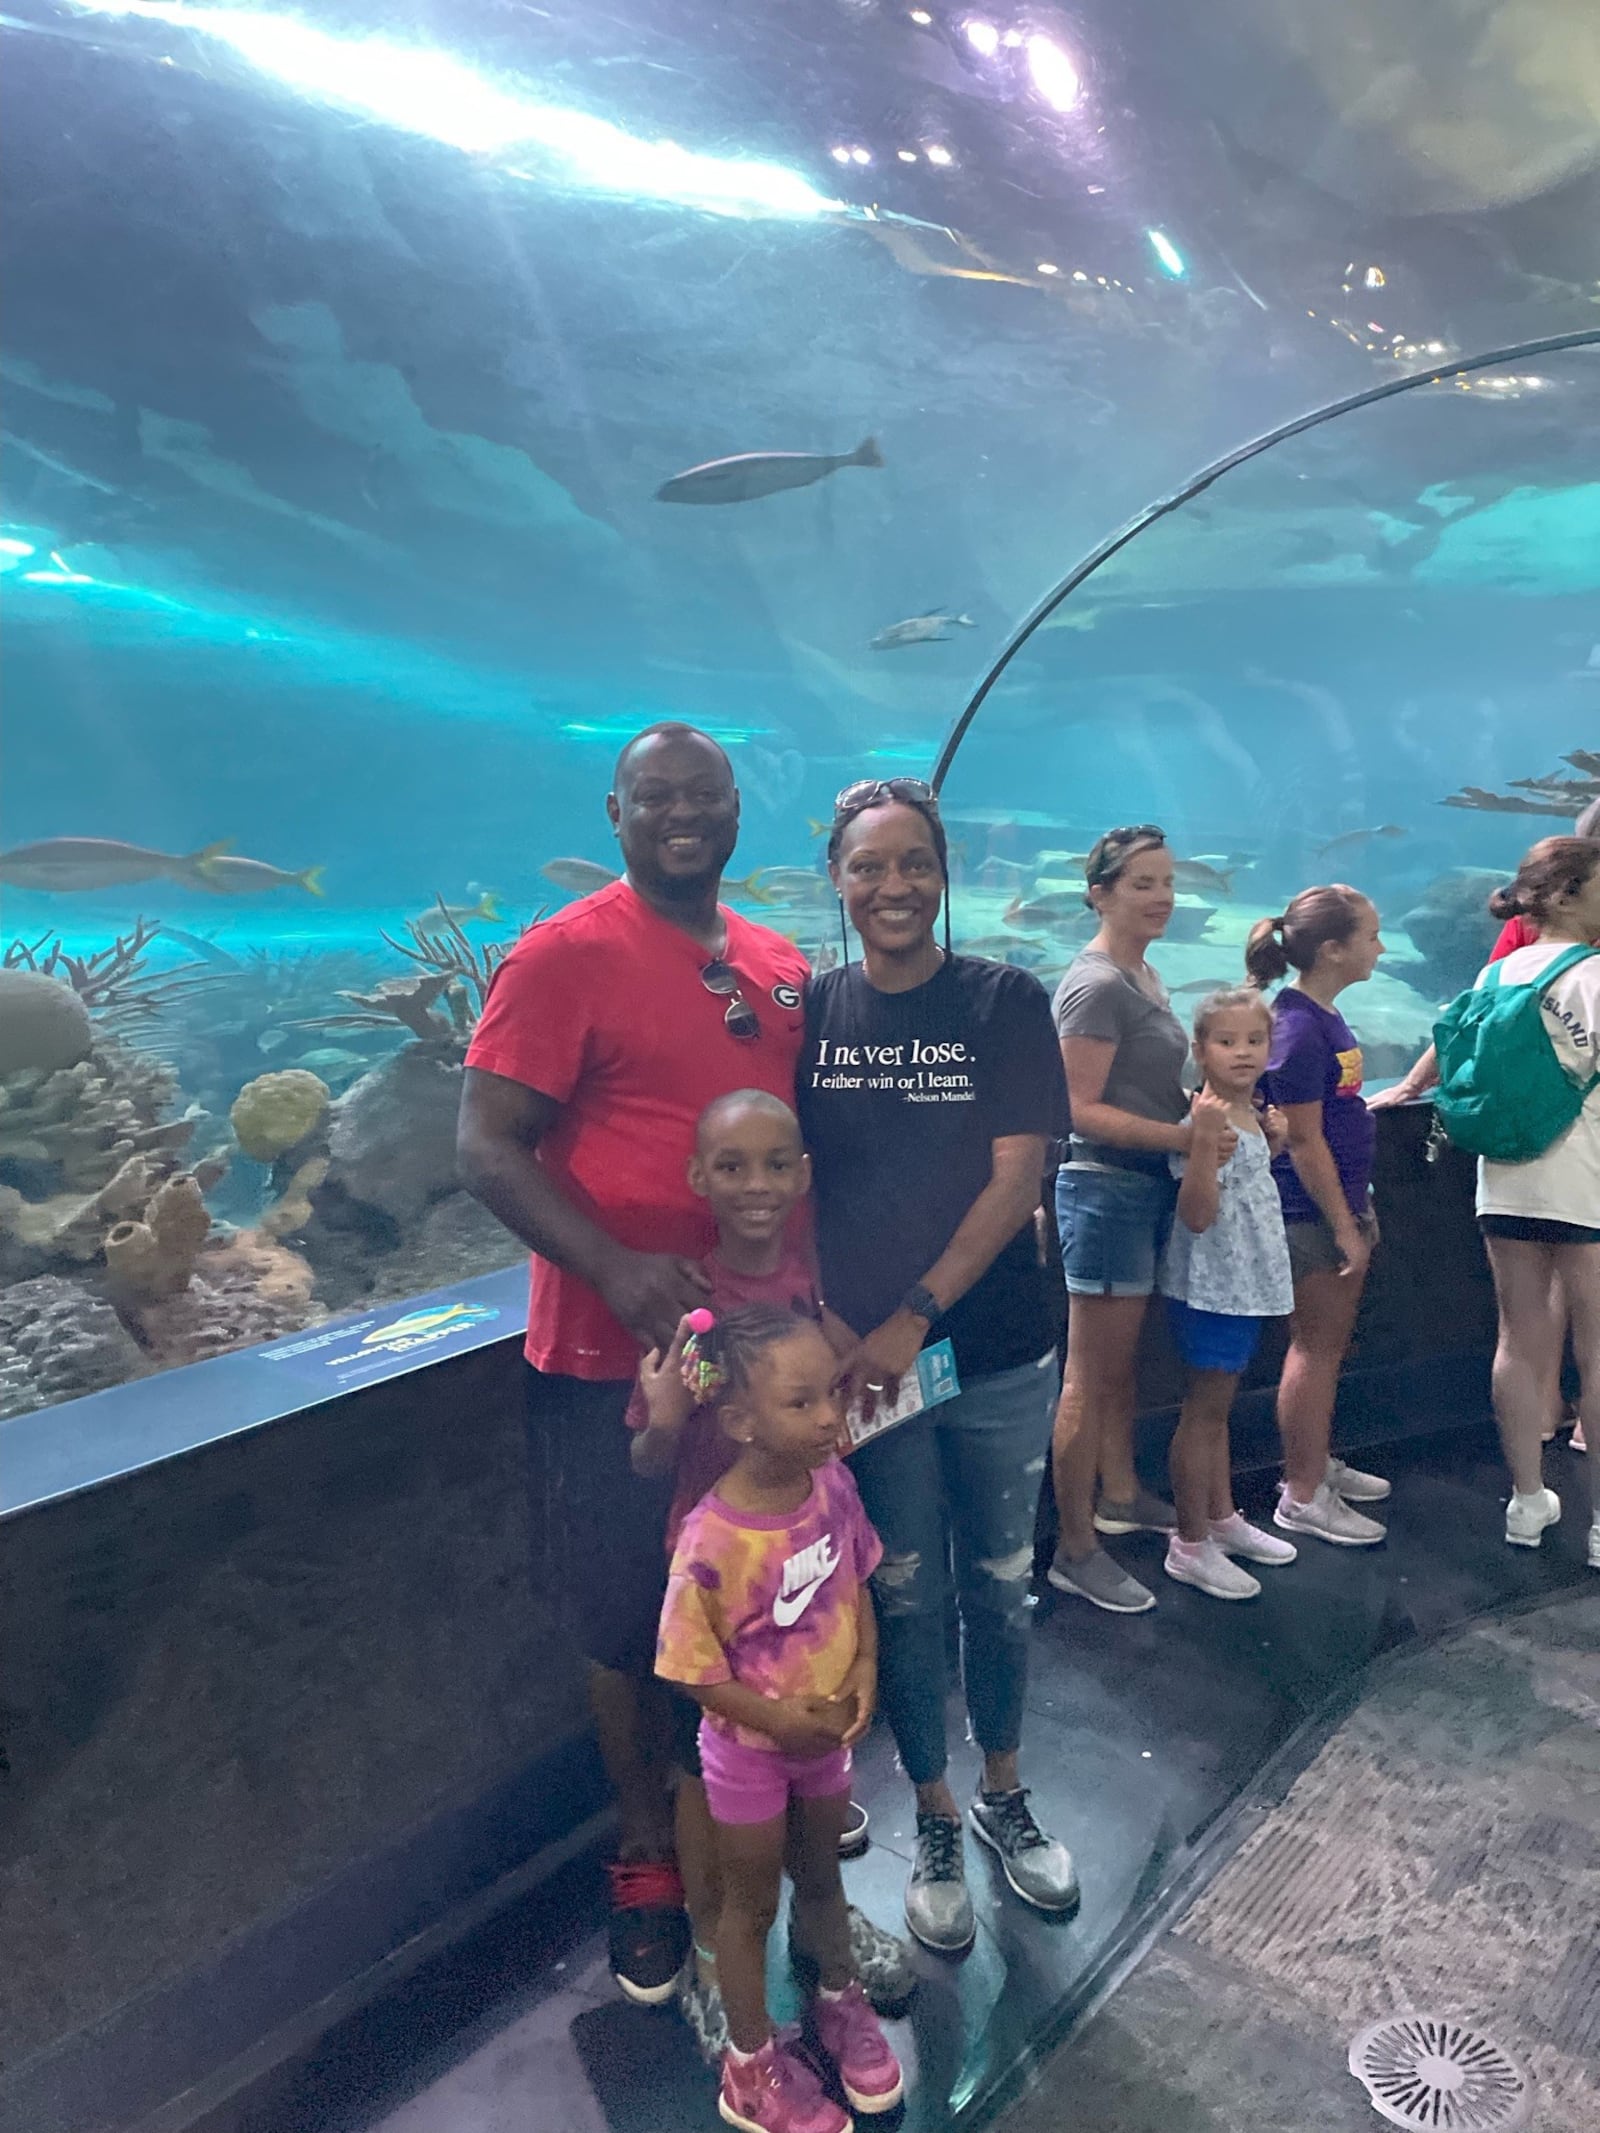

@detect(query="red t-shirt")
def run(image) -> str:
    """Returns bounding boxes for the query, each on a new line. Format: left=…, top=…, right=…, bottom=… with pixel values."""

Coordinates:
left=464, top=880, right=809, bottom=1378
left=1491, top=916, right=1536, bottom=960
left=624, top=1244, right=822, bottom=1548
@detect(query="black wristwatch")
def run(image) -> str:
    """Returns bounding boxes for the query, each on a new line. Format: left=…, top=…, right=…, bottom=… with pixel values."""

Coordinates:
left=900, top=1282, right=941, bottom=1326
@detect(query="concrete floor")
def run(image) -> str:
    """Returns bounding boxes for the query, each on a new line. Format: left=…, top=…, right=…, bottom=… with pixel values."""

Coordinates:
left=212, top=1423, right=1595, bottom=2133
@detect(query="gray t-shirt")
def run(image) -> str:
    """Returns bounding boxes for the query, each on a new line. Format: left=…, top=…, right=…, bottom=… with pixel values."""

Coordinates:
left=1052, top=949, right=1189, bottom=1127
left=1161, top=1128, right=1294, bottom=1317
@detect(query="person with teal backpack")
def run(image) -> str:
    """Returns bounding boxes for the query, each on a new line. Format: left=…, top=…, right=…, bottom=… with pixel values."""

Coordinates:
left=1450, top=837, right=1600, bottom=1570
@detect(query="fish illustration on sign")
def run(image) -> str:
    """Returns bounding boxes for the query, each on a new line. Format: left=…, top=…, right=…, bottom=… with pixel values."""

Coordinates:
left=655, top=438, right=883, bottom=505
left=192, top=852, right=326, bottom=897
left=870, top=610, right=976, bottom=651
left=0, top=836, right=231, bottom=892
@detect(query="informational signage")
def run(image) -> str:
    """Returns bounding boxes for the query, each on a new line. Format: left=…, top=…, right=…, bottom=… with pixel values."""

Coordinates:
left=259, top=1298, right=503, bottom=1389
left=845, top=1338, right=960, bottom=1450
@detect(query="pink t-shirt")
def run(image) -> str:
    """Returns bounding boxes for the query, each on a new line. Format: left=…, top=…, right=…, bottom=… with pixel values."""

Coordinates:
left=655, top=1460, right=882, bottom=1749
left=624, top=1245, right=822, bottom=1548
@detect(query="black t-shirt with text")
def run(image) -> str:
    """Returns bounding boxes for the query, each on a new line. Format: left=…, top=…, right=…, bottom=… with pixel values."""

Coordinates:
left=797, top=956, right=1068, bottom=1381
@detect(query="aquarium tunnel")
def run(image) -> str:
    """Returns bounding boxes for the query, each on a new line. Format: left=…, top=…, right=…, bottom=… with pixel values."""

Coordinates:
left=2, top=3, right=1598, bottom=2130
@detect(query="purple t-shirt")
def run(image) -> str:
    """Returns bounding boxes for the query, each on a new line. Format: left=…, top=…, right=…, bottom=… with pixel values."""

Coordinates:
left=1262, top=989, right=1376, bottom=1223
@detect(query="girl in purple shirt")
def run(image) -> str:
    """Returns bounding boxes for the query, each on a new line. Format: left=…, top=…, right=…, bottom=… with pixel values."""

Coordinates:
left=1249, top=886, right=1394, bottom=1549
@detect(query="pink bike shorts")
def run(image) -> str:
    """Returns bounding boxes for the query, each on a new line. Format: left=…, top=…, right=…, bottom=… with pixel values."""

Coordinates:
left=699, top=1720, right=852, bottom=1826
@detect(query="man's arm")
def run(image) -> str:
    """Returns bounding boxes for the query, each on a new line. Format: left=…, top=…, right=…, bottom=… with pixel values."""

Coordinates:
left=457, top=1067, right=707, bottom=1350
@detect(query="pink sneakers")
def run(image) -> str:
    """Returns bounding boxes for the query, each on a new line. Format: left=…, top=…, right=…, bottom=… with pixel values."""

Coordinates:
left=809, top=1982, right=905, bottom=2115
left=719, top=2035, right=852, bottom=2133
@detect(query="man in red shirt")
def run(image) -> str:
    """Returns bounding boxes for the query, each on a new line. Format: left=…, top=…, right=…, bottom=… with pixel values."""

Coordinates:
left=458, top=722, right=807, bottom=2006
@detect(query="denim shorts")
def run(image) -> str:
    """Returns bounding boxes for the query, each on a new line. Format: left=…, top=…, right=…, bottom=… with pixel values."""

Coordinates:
left=1056, top=1162, right=1178, bottom=1299
left=1166, top=1297, right=1262, bottom=1374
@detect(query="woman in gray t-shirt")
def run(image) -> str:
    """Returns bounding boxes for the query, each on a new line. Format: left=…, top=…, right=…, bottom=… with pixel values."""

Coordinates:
left=1045, top=825, right=1232, bottom=1618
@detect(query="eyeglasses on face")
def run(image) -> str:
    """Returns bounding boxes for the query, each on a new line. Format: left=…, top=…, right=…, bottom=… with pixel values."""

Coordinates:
left=700, top=957, right=760, bottom=1042
left=833, top=776, right=939, bottom=814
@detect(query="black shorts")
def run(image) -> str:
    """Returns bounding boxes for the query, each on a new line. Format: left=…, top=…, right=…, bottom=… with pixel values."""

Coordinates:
left=523, top=1364, right=671, bottom=1676
left=1480, top=1214, right=1600, bottom=1247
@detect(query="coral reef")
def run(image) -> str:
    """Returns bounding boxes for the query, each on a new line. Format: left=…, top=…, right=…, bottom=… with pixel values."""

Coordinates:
left=230, top=1069, right=331, bottom=1162
left=0, top=969, right=94, bottom=1076
left=324, top=1049, right=466, bottom=1228
left=1440, top=749, right=1600, bottom=820
left=0, top=1275, right=150, bottom=1420
left=3, top=918, right=216, bottom=1036
left=104, top=1174, right=212, bottom=1305
left=129, top=1231, right=321, bottom=1365
left=260, top=1156, right=330, bottom=1240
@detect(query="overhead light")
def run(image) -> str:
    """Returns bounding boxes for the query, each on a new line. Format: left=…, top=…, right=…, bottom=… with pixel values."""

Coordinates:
left=1364, top=265, right=1386, bottom=289
left=61, top=1, right=841, bottom=219
left=1147, top=228, right=1186, bottom=277
left=897, top=148, right=917, bottom=162
left=925, top=142, right=953, bottom=165
left=830, top=145, right=852, bottom=163
left=908, top=7, right=932, bottom=20
left=1026, top=34, right=1081, bottom=111
left=963, top=19, right=1000, bottom=57
left=1037, top=261, right=1059, bottom=274
left=1071, top=269, right=1088, bottom=281
left=850, top=146, right=872, bottom=164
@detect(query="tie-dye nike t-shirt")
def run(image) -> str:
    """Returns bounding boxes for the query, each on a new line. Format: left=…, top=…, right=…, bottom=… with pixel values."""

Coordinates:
left=655, top=1459, right=882, bottom=1749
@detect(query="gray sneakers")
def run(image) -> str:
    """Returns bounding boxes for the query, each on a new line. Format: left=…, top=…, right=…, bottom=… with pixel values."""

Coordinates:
left=789, top=1904, right=918, bottom=2016
left=969, top=1788, right=1080, bottom=1913
left=1047, top=1546, right=1157, bottom=1614
left=1093, top=1487, right=1178, bottom=1537
left=1274, top=1480, right=1386, bottom=1546
left=905, top=1812, right=976, bottom=1953
left=1327, top=1455, right=1391, bottom=1503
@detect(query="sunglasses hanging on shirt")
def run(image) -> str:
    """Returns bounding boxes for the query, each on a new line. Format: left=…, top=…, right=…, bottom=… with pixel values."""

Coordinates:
left=701, top=957, right=761, bottom=1042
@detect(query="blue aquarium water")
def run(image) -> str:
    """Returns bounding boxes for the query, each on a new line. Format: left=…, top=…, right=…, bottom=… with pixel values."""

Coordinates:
left=1, top=0, right=1597, bottom=1418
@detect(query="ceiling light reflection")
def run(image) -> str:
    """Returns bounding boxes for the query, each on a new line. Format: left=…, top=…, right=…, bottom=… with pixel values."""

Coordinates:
left=1146, top=229, right=1186, bottom=278
left=925, top=143, right=953, bottom=165
left=62, top=1, right=841, bottom=219
left=1026, top=34, right=1080, bottom=111
left=963, top=19, right=1000, bottom=57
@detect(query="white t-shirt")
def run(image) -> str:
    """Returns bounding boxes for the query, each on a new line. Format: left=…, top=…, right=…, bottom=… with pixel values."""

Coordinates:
left=1474, top=941, right=1600, bottom=1229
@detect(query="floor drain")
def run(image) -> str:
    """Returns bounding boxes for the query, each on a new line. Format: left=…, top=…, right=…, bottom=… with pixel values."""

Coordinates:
left=1348, top=2016, right=1533, bottom=2131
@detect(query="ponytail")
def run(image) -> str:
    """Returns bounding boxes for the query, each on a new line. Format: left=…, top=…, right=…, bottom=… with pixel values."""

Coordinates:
left=1489, top=835, right=1600, bottom=925
left=1244, top=916, right=1291, bottom=988
left=681, top=1302, right=812, bottom=1404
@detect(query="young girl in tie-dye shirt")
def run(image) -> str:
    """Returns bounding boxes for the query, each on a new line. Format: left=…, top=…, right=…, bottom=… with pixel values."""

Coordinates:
left=654, top=1304, right=904, bottom=2133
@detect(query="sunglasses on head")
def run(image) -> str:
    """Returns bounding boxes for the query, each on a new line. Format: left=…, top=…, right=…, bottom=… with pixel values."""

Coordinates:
left=700, top=957, right=761, bottom=1043
left=833, top=776, right=939, bottom=814
left=1087, top=823, right=1166, bottom=884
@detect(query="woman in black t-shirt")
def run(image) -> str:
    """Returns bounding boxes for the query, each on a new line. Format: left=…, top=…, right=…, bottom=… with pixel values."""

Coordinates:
left=797, top=779, right=1077, bottom=1956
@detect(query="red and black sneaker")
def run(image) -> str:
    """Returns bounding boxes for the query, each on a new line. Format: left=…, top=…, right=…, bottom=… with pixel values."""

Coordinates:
left=607, top=1859, right=690, bottom=2005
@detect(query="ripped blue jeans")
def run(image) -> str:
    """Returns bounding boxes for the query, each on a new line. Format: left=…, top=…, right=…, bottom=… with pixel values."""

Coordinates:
left=850, top=1352, right=1056, bottom=1786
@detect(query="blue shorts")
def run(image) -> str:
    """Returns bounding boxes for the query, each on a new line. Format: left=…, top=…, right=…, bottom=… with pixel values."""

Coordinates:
left=1165, top=1297, right=1262, bottom=1374
left=1056, top=1163, right=1177, bottom=1298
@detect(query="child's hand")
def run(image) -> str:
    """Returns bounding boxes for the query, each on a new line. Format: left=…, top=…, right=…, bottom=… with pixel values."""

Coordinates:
left=1261, top=1103, right=1289, bottom=1158
left=763, top=1696, right=851, bottom=1757
left=831, top=1658, right=877, bottom=1748
left=1189, top=1086, right=1237, bottom=1161
left=638, top=1316, right=696, bottom=1431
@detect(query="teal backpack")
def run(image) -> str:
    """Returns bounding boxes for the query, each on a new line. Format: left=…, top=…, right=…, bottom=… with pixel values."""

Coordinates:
left=1432, top=942, right=1598, bottom=1162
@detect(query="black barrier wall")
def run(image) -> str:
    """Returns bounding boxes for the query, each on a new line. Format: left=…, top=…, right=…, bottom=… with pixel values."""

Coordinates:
left=0, top=1108, right=1491, bottom=2133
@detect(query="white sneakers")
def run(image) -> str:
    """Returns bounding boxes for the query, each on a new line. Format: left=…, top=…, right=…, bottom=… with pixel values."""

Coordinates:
left=1274, top=1480, right=1387, bottom=1547
left=1165, top=1537, right=1261, bottom=1601
left=1505, top=1487, right=1562, bottom=1549
left=1209, top=1511, right=1298, bottom=1565
left=1325, top=1456, right=1391, bottom=1504
left=1588, top=1519, right=1600, bottom=1572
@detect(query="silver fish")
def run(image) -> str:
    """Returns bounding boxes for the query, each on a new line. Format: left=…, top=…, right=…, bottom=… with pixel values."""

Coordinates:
left=412, top=891, right=504, bottom=926
left=0, top=836, right=230, bottom=892
left=655, top=437, right=883, bottom=505
left=193, top=854, right=326, bottom=897
left=1171, top=858, right=1235, bottom=898
left=747, top=867, right=835, bottom=906
left=870, top=609, right=976, bottom=651
left=540, top=857, right=621, bottom=896
left=1313, top=825, right=1407, bottom=860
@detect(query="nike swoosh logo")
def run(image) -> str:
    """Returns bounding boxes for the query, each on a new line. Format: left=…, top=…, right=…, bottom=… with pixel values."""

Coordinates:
left=772, top=1568, right=836, bottom=1628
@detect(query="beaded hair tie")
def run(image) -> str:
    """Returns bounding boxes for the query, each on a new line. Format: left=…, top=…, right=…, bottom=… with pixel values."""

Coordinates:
left=681, top=1308, right=724, bottom=1400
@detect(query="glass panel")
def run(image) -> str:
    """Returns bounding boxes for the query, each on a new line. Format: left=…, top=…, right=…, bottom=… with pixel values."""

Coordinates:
left=938, top=346, right=1600, bottom=1083
left=2, top=0, right=1597, bottom=1420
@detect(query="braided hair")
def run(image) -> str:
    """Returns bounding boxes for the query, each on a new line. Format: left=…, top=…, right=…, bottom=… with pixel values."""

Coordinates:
left=682, top=1302, right=820, bottom=1404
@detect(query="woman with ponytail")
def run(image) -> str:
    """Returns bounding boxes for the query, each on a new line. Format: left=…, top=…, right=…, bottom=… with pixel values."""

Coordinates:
left=1250, top=885, right=1393, bottom=1547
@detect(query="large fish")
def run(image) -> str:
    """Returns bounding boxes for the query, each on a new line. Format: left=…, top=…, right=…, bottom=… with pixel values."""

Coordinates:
left=1004, top=892, right=1090, bottom=928
left=1171, top=858, right=1235, bottom=898
left=656, top=437, right=883, bottom=505
left=412, top=891, right=503, bottom=926
left=193, top=852, right=326, bottom=897
left=1313, top=825, right=1406, bottom=860
left=746, top=867, right=835, bottom=906
left=541, top=858, right=621, bottom=896
left=0, top=836, right=230, bottom=892
left=870, top=609, right=976, bottom=651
